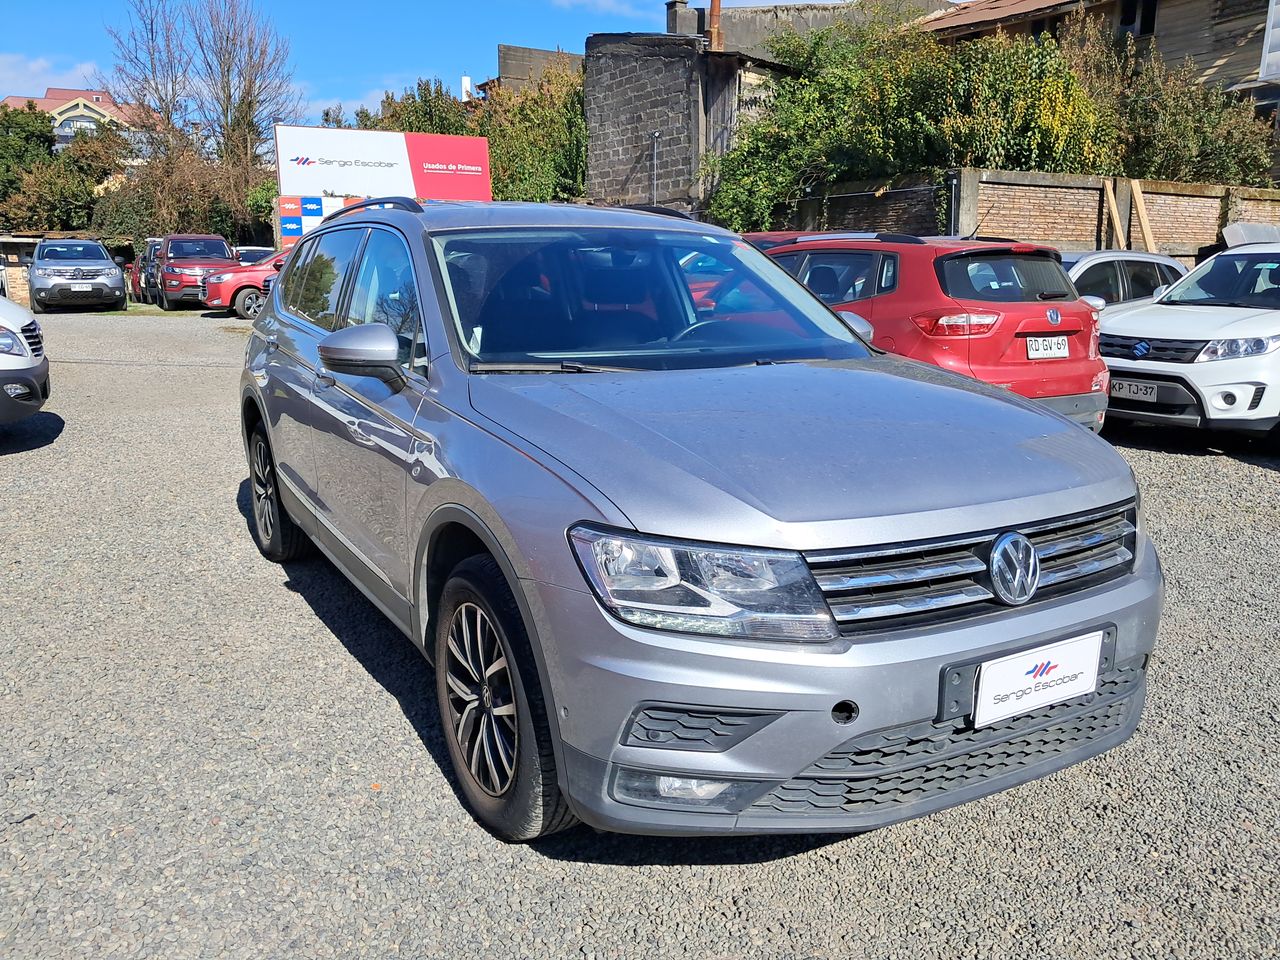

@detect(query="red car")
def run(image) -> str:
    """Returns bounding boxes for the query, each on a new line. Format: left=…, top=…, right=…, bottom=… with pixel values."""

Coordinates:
left=155, top=234, right=239, bottom=311
left=201, top=251, right=285, bottom=319
left=755, top=233, right=1110, bottom=431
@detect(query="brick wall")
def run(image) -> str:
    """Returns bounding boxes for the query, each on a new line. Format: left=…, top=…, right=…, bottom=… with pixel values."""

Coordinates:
left=1238, top=197, right=1280, bottom=223
left=1129, top=190, right=1223, bottom=250
left=975, top=183, right=1104, bottom=249
left=787, top=183, right=941, bottom=234
left=585, top=34, right=701, bottom=209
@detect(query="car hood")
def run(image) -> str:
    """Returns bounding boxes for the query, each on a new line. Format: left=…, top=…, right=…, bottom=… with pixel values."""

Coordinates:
left=467, top=357, right=1135, bottom=550
left=166, top=258, right=239, bottom=270
left=0, top=295, right=35, bottom=333
left=1103, top=301, right=1280, bottom=338
left=35, top=259, right=117, bottom=270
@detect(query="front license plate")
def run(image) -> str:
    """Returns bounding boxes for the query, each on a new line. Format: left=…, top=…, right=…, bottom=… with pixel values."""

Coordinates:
left=71, top=283, right=92, bottom=292
left=1110, top=379, right=1158, bottom=402
left=973, top=631, right=1103, bottom=727
left=1026, top=335, right=1069, bottom=359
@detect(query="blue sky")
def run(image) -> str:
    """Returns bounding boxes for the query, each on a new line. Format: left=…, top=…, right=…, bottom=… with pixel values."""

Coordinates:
left=0, top=0, right=831, bottom=121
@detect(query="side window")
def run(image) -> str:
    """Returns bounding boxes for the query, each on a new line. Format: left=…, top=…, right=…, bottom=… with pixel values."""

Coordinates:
left=1074, top=261, right=1124, bottom=303
left=878, top=254, right=898, bottom=293
left=772, top=253, right=802, bottom=275
left=1158, top=262, right=1184, bottom=286
left=280, top=238, right=317, bottom=314
left=801, top=252, right=879, bottom=304
left=288, top=228, right=364, bottom=331
left=1124, top=260, right=1164, bottom=300
left=346, top=229, right=423, bottom=368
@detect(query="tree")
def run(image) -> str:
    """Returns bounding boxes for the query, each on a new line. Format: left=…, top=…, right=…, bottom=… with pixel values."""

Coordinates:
left=0, top=103, right=56, bottom=203
left=354, top=78, right=471, bottom=135
left=99, top=0, right=193, bottom=157
left=0, top=127, right=128, bottom=231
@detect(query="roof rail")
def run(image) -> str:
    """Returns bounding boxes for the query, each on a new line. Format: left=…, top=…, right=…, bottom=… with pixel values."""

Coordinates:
left=623, top=204, right=696, bottom=221
left=793, top=232, right=925, bottom=244
left=924, top=234, right=1018, bottom=243
left=321, top=196, right=425, bottom=224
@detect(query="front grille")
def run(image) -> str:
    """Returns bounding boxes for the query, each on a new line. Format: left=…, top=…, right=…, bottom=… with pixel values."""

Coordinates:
left=49, top=288, right=103, bottom=302
left=199, top=277, right=209, bottom=302
left=752, top=661, right=1144, bottom=816
left=806, top=502, right=1136, bottom=634
left=1100, top=334, right=1206, bottom=363
left=623, top=705, right=780, bottom=752
left=44, top=267, right=104, bottom=279
left=20, top=321, right=43, bottom=358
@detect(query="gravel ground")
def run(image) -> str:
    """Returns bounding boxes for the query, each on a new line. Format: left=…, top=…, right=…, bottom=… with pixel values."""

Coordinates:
left=1, top=313, right=1277, bottom=959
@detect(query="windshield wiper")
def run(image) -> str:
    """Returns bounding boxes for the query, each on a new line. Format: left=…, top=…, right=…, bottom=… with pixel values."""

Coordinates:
left=1037, top=291, right=1071, bottom=300
left=1165, top=299, right=1257, bottom=308
left=469, top=361, right=644, bottom=374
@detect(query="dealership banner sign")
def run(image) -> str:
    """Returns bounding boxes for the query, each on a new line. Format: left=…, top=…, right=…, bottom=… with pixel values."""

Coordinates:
left=273, top=124, right=493, bottom=201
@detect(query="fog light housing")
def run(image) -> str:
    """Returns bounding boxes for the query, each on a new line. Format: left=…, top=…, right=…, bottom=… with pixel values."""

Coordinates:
left=4, top=383, right=32, bottom=400
left=612, top=768, right=762, bottom=812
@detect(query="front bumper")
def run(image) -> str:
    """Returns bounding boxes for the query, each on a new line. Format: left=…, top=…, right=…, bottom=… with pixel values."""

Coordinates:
left=31, top=279, right=126, bottom=307
left=529, top=536, right=1163, bottom=835
left=1034, top=390, right=1109, bottom=432
left=1105, top=356, right=1280, bottom=434
left=0, top=356, right=51, bottom=423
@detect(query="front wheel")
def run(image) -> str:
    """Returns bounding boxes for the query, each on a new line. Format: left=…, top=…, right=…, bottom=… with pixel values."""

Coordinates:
left=434, top=555, right=576, bottom=842
left=234, top=287, right=266, bottom=320
left=247, top=425, right=311, bottom=562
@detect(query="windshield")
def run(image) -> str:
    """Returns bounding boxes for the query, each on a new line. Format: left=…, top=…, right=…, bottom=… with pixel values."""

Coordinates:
left=37, top=242, right=110, bottom=262
left=940, top=252, right=1077, bottom=302
left=431, top=228, right=871, bottom=370
left=168, top=238, right=232, bottom=260
left=1161, top=251, right=1280, bottom=308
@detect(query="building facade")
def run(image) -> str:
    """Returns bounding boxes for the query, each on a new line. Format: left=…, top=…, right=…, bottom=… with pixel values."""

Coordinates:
left=0, top=88, right=136, bottom=150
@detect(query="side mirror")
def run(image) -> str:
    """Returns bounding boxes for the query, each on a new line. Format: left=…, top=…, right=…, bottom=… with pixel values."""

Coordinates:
left=318, top=323, right=405, bottom=387
left=1081, top=295, right=1107, bottom=312
left=272, top=259, right=284, bottom=270
left=113, top=255, right=125, bottom=265
left=20, top=255, right=32, bottom=266
left=838, top=310, right=875, bottom=342
left=1152, top=284, right=1169, bottom=300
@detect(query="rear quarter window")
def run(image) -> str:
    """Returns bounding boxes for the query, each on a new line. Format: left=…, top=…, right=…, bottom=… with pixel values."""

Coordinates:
left=940, top=253, right=1076, bottom=303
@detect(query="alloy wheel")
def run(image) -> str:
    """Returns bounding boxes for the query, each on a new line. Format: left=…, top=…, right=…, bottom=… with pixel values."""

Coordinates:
left=244, top=291, right=265, bottom=319
left=444, top=602, right=518, bottom=796
left=251, top=437, right=277, bottom=544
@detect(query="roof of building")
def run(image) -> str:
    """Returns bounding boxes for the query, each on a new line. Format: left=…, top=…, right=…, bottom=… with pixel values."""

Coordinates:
left=0, top=87, right=136, bottom=125
left=920, top=0, right=1103, bottom=34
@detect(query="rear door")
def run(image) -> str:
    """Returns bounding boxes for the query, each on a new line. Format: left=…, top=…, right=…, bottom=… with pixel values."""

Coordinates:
left=796, top=250, right=881, bottom=314
left=1072, top=259, right=1125, bottom=310
left=938, top=249, right=1099, bottom=400
left=311, top=226, right=425, bottom=601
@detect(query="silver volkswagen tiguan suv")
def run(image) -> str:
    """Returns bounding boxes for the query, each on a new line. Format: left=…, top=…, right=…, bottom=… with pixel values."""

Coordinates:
left=240, top=199, right=1163, bottom=841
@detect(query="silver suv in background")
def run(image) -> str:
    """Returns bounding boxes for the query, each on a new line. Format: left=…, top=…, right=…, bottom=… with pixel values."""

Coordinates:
left=240, top=199, right=1163, bottom=841
left=24, top=239, right=127, bottom=313
left=0, top=295, right=49, bottom=424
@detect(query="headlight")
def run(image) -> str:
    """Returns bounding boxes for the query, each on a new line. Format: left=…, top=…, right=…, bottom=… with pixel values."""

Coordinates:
left=206, top=274, right=228, bottom=284
left=34, top=268, right=54, bottom=278
left=1195, top=336, right=1280, bottom=362
left=104, top=267, right=122, bottom=279
left=569, top=526, right=838, bottom=642
left=0, top=330, right=28, bottom=357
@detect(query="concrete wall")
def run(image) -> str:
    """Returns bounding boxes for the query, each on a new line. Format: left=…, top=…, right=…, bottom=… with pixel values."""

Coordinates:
left=787, top=180, right=944, bottom=235
left=494, top=45, right=584, bottom=92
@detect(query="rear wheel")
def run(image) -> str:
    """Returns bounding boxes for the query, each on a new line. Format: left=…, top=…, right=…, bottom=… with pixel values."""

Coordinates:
left=247, top=424, right=310, bottom=562
left=234, top=287, right=266, bottom=320
left=434, top=555, right=576, bottom=842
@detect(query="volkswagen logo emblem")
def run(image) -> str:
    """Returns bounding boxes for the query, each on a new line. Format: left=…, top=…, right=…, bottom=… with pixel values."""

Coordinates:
left=1132, top=340, right=1152, bottom=359
left=1046, top=308, right=1061, bottom=326
left=989, top=532, right=1040, bottom=606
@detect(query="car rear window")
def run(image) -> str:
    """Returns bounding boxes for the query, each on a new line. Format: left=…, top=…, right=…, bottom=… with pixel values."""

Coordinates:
left=940, top=253, right=1076, bottom=303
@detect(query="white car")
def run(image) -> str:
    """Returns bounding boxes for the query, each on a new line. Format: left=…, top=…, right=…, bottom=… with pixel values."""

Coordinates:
left=0, top=295, right=49, bottom=424
left=1061, top=250, right=1186, bottom=316
left=1100, top=244, right=1280, bottom=440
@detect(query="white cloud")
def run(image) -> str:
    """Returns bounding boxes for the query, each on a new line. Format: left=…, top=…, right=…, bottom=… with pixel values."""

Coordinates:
left=0, top=53, right=98, bottom=98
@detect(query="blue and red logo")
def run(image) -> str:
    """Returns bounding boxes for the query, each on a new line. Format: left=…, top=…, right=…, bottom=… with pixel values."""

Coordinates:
left=289, top=157, right=316, bottom=166
left=1025, top=661, right=1058, bottom=679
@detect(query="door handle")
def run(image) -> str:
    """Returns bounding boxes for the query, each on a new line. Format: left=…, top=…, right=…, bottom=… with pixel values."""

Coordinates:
left=315, top=370, right=336, bottom=389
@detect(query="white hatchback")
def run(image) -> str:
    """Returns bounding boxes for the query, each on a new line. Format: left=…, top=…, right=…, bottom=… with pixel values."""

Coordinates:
left=1100, top=244, right=1280, bottom=440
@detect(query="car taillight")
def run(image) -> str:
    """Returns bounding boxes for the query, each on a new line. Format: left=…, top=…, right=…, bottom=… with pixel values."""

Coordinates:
left=911, top=311, right=1000, bottom=337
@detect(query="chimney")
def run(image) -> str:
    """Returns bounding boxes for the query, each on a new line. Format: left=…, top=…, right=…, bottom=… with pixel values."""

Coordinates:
left=708, top=0, right=723, bottom=52
left=666, top=0, right=697, bottom=37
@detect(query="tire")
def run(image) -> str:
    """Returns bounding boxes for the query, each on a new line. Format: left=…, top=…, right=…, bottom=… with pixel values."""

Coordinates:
left=157, top=293, right=173, bottom=311
left=234, top=286, right=266, bottom=321
left=434, top=554, right=576, bottom=842
left=247, top=424, right=311, bottom=562
left=29, top=298, right=44, bottom=314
